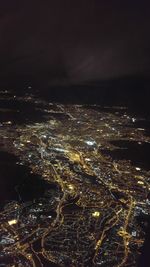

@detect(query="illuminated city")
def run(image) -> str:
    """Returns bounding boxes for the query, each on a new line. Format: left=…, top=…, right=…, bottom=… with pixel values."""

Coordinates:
left=0, top=91, right=150, bottom=266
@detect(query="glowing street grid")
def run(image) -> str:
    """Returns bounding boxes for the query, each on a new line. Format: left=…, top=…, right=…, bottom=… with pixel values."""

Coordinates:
left=0, top=94, right=150, bottom=267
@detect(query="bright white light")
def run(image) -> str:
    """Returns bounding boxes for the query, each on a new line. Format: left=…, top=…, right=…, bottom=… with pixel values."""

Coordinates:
left=85, top=140, right=96, bottom=146
left=8, top=219, right=17, bottom=225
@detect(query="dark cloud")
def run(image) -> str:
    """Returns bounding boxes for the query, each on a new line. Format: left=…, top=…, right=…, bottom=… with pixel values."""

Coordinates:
left=0, top=0, right=150, bottom=85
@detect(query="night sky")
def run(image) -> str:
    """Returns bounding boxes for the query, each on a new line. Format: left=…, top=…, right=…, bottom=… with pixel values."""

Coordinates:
left=0, top=0, right=150, bottom=86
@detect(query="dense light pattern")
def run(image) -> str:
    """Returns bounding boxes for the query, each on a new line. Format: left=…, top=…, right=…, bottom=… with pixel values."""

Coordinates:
left=0, top=92, right=150, bottom=267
